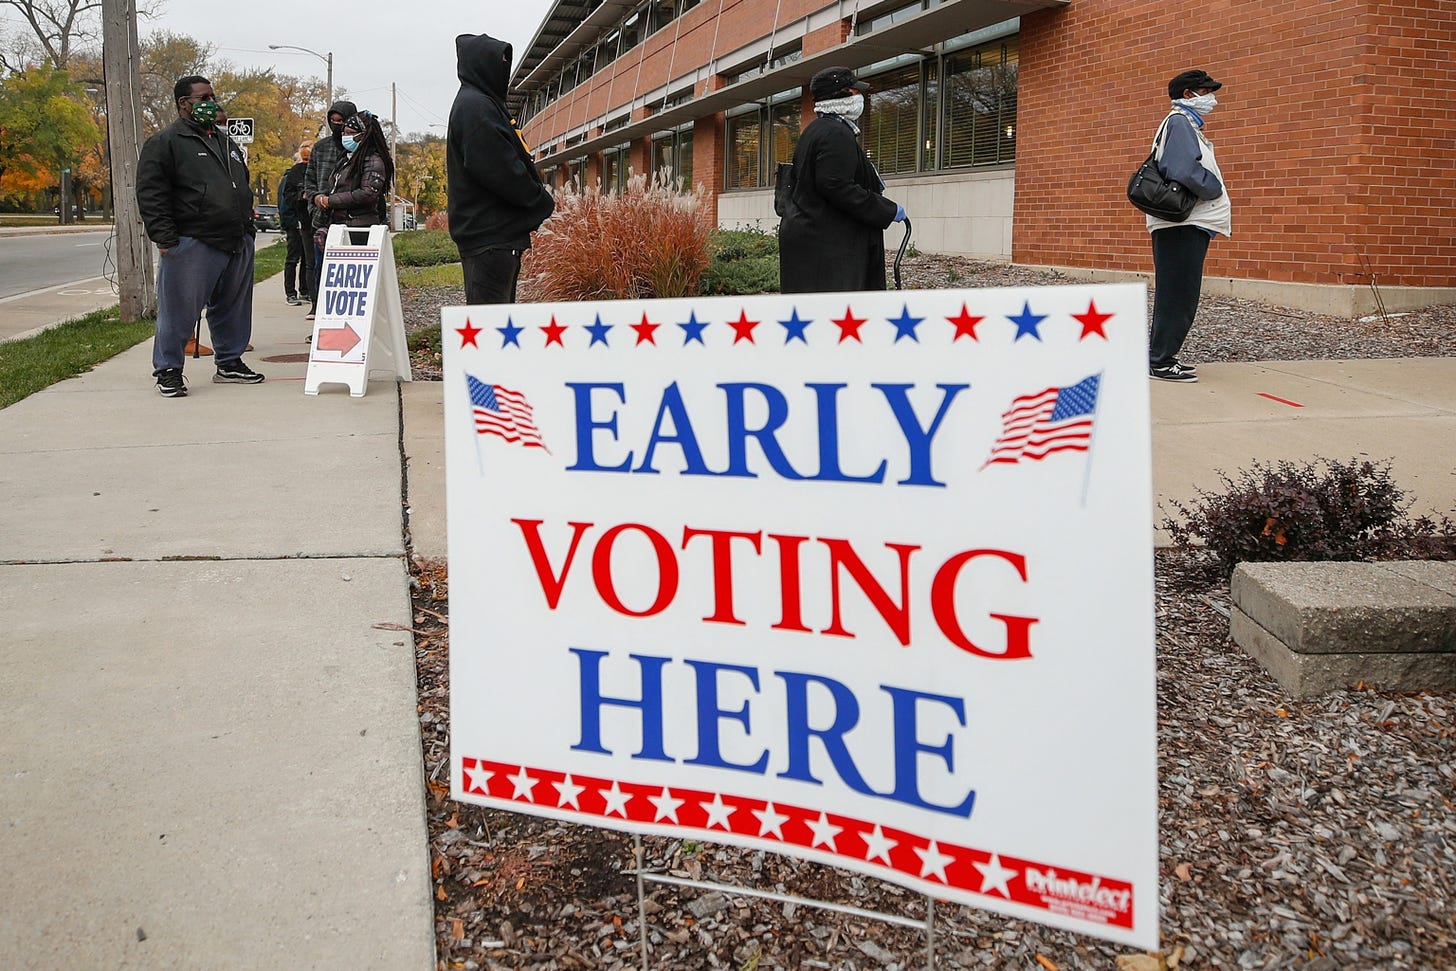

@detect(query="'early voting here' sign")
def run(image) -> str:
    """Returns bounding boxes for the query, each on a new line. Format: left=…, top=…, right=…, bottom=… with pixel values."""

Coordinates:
left=443, top=284, right=1159, bottom=948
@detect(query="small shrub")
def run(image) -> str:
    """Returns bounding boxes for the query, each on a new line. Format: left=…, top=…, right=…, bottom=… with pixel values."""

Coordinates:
left=408, top=323, right=442, bottom=356
left=520, top=174, right=712, bottom=301
left=1162, top=457, right=1455, bottom=575
left=391, top=229, right=460, bottom=268
left=699, top=228, right=780, bottom=296
left=424, top=211, right=450, bottom=232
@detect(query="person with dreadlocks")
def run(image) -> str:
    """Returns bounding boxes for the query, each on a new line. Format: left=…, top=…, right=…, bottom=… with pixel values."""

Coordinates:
left=311, top=110, right=395, bottom=241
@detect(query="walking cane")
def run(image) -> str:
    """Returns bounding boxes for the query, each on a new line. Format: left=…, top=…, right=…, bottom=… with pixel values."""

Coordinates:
left=192, top=315, right=202, bottom=359
left=893, top=217, right=913, bottom=290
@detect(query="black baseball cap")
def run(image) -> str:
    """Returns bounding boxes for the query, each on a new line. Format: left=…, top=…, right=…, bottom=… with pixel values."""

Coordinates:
left=1168, top=69, right=1222, bottom=99
left=810, top=66, right=870, bottom=101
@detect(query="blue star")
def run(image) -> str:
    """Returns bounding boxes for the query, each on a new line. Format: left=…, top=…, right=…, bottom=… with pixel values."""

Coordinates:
left=778, top=308, right=812, bottom=344
left=497, top=317, right=523, bottom=348
left=585, top=314, right=613, bottom=347
left=1008, top=301, right=1047, bottom=342
left=678, top=311, right=708, bottom=345
left=887, top=304, right=924, bottom=343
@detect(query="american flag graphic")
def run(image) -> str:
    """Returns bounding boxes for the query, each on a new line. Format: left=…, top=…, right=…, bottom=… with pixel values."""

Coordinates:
left=467, top=374, right=548, bottom=451
left=984, top=374, right=1100, bottom=467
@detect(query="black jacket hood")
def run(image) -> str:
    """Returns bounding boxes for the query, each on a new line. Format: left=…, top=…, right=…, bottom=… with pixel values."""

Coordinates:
left=456, top=33, right=512, bottom=103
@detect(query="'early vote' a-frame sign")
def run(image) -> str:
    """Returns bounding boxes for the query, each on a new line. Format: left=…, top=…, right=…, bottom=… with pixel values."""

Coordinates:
left=442, top=284, right=1159, bottom=949
left=304, top=224, right=411, bottom=397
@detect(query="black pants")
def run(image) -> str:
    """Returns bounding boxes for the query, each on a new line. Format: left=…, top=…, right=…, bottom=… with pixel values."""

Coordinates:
left=1149, top=225, right=1211, bottom=368
left=461, top=249, right=522, bottom=304
left=282, top=221, right=310, bottom=298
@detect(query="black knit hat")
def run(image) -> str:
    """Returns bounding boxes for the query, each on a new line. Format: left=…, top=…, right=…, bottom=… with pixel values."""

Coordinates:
left=810, top=66, right=870, bottom=101
left=1168, top=69, right=1222, bottom=100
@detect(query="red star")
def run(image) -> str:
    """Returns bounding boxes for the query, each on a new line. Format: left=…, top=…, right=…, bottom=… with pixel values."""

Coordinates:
left=832, top=306, right=867, bottom=343
left=946, top=304, right=984, bottom=342
left=456, top=320, right=482, bottom=348
left=540, top=315, right=567, bottom=346
left=1073, top=300, right=1113, bottom=340
left=631, top=312, right=660, bottom=345
left=728, top=310, right=758, bottom=344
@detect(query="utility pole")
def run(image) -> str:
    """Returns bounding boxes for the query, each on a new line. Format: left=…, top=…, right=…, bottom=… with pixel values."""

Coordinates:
left=101, top=0, right=156, bottom=321
left=391, top=82, right=398, bottom=161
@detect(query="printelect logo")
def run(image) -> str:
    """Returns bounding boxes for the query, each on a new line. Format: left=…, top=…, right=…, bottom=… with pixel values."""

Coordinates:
left=1024, top=867, right=1132, bottom=913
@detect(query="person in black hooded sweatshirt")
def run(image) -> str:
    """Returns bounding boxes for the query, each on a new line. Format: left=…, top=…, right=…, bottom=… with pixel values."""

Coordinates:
left=447, top=33, right=555, bottom=304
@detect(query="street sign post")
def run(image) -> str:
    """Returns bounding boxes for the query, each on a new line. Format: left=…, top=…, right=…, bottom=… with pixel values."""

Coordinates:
left=227, top=117, right=255, bottom=144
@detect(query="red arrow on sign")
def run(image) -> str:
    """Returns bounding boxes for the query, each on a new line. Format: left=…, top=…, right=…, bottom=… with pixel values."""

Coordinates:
left=316, top=322, right=361, bottom=355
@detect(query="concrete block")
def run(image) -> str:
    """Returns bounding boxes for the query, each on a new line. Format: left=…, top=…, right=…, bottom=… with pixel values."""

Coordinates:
left=1231, top=606, right=1456, bottom=698
left=1231, top=561, right=1456, bottom=654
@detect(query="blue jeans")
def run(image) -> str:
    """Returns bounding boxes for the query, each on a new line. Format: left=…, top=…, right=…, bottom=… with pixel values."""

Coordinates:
left=153, top=235, right=255, bottom=374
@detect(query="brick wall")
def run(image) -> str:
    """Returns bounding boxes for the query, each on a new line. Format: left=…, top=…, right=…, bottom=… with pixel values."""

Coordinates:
left=1016, top=0, right=1456, bottom=287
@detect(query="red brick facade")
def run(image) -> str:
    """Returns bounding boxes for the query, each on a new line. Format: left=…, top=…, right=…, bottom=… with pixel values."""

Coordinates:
left=1015, top=0, right=1456, bottom=288
left=522, top=0, right=1456, bottom=290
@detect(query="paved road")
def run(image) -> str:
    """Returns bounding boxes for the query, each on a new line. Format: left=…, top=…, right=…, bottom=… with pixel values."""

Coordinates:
left=0, top=229, right=113, bottom=299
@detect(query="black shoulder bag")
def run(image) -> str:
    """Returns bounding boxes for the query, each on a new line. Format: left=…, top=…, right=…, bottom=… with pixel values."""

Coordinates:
left=1127, top=113, right=1196, bottom=222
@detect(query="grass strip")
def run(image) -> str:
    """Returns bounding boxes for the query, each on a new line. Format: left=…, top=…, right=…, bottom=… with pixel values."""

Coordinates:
left=0, top=234, right=291, bottom=410
left=397, top=263, right=464, bottom=288
left=0, top=307, right=150, bottom=409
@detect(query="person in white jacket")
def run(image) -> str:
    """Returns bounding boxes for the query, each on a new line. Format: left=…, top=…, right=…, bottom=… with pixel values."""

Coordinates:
left=1147, top=69, right=1230, bottom=383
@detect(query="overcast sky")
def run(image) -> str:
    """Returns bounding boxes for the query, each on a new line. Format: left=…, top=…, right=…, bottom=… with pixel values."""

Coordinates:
left=138, top=1, right=555, bottom=137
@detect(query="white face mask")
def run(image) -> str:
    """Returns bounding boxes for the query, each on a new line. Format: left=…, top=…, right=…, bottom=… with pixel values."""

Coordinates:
left=1182, top=92, right=1218, bottom=115
left=842, top=93, right=865, bottom=121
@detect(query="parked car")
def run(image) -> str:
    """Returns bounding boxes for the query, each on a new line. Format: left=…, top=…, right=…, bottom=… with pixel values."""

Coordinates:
left=252, top=205, right=280, bottom=232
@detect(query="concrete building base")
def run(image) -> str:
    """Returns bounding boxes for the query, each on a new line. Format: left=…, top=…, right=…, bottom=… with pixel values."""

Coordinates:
left=1229, top=561, right=1456, bottom=697
left=1023, top=264, right=1456, bottom=317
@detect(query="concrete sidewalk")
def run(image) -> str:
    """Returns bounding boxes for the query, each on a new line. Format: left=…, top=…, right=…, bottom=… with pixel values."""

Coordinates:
left=0, top=279, right=433, bottom=968
left=401, top=357, right=1456, bottom=560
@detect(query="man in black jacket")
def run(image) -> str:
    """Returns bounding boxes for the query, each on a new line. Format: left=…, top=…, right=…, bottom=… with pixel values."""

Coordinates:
left=277, top=146, right=312, bottom=306
left=779, top=66, right=905, bottom=294
left=136, top=75, right=264, bottom=396
left=447, top=33, right=555, bottom=304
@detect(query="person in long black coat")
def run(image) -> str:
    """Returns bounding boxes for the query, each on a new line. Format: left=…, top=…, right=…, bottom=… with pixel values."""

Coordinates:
left=779, top=66, right=903, bottom=294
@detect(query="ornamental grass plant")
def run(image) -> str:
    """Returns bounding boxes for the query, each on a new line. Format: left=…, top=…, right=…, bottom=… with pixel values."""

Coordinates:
left=520, top=174, right=712, bottom=301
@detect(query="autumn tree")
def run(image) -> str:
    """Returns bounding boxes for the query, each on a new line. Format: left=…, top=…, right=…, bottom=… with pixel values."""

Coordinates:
left=395, top=134, right=446, bottom=218
left=0, top=62, right=98, bottom=198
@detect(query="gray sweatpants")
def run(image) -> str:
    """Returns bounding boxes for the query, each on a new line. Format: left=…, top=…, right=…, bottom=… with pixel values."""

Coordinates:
left=153, top=235, right=255, bottom=375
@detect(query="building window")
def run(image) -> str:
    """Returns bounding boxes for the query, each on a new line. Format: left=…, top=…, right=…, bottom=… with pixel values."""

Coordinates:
left=653, top=127, right=695, bottom=190
left=619, top=10, right=642, bottom=55
left=679, top=0, right=701, bottom=11
left=862, top=62, right=920, bottom=175
left=942, top=38, right=1018, bottom=168
left=769, top=99, right=801, bottom=170
left=598, top=28, right=620, bottom=69
left=648, top=0, right=675, bottom=35
left=725, top=93, right=801, bottom=191
left=568, top=157, right=588, bottom=190
left=855, top=0, right=928, bottom=36
left=602, top=144, right=631, bottom=193
left=726, top=109, right=761, bottom=190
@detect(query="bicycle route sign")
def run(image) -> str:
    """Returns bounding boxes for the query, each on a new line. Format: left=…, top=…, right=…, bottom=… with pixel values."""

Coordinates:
left=226, top=117, right=255, bottom=144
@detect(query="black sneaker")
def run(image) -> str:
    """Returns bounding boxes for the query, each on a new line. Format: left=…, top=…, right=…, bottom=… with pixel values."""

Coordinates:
left=1170, top=361, right=1198, bottom=376
left=1150, top=363, right=1198, bottom=383
left=155, top=368, right=187, bottom=397
left=285, top=295, right=302, bottom=306
left=214, top=359, right=265, bottom=384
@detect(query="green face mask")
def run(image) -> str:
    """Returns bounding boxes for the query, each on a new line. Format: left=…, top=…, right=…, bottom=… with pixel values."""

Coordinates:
left=190, top=99, right=220, bottom=124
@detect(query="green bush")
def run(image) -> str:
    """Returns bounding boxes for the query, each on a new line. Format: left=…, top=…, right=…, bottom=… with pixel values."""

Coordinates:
left=699, top=228, right=780, bottom=296
left=391, top=229, right=460, bottom=268
left=1162, top=457, right=1455, bottom=575
left=408, top=324, right=442, bottom=356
